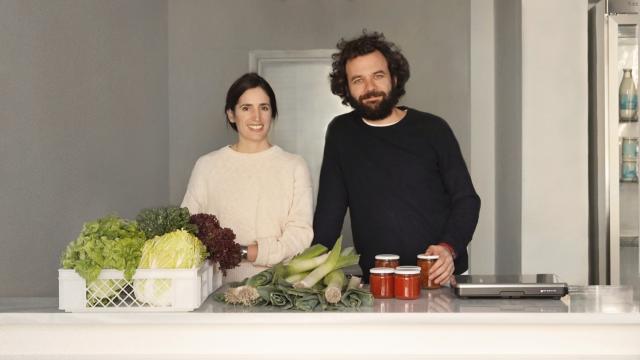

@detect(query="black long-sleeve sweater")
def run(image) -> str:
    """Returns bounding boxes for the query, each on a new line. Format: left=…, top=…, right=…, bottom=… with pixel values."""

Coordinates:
left=313, top=107, right=481, bottom=280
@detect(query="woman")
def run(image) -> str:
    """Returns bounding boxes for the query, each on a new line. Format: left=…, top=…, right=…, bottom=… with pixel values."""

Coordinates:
left=181, top=73, right=313, bottom=283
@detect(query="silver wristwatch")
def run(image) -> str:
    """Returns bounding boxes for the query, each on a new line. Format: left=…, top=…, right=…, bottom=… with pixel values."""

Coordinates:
left=240, top=245, right=248, bottom=260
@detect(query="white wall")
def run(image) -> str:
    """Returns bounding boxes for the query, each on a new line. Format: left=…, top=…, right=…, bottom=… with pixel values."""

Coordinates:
left=520, top=0, right=589, bottom=285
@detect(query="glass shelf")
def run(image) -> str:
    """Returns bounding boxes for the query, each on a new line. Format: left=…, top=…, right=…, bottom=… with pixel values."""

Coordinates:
left=620, top=235, right=639, bottom=247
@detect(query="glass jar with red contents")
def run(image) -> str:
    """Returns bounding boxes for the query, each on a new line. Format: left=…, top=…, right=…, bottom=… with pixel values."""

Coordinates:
left=374, top=254, right=400, bottom=269
left=369, top=267, right=395, bottom=299
left=394, top=266, right=421, bottom=300
left=417, top=254, right=440, bottom=289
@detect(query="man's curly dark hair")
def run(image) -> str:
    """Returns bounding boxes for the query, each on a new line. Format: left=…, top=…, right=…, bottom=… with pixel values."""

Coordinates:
left=330, top=30, right=410, bottom=106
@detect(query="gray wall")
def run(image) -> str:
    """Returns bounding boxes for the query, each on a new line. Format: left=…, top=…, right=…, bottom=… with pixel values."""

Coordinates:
left=0, top=0, right=169, bottom=296
left=169, top=0, right=471, bottom=204
left=495, top=0, right=523, bottom=275
left=469, top=0, right=496, bottom=274
left=0, top=0, right=591, bottom=296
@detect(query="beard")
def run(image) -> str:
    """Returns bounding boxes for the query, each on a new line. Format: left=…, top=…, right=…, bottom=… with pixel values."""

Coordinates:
left=347, top=88, right=401, bottom=121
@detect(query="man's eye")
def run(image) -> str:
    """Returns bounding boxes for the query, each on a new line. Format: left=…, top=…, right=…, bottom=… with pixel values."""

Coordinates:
left=352, top=78, right=362, bottom=84
left=375, top=74, right=384, bottom=79
left=240, top=106, right=249, bottom=111
left=261, top=106, right=270, bottom=111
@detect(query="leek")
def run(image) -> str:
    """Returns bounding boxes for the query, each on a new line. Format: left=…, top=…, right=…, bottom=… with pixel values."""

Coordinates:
left=347, top=276, right=362, bottom=289
left=285, top=253, right=329, bottom=275
left=284, top=244, right=328, bottom=275
left=334, top=246, right=360, bottom=270
left=246, top=268, right=274, bottom=287
left=294, top=244, right=328, bottom=260
left=223, top=285, right=260, bottom=306
left=285, top=271, right=310, bottom=284
left=341, top=276, right=373, bottom=308
left=295, top=236, right=342, bottom=288
left=323, top=269, right=346, bottom=304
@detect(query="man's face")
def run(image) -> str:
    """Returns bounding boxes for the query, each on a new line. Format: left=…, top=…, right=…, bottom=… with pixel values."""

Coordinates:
left=345, top=50, right=398, bottom=120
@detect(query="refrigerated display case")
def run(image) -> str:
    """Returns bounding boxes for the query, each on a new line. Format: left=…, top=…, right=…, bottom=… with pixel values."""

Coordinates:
left=589, top=0, right=640, bottom=286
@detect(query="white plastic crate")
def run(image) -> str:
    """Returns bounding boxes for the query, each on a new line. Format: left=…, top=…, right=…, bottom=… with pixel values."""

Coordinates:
left=58, top=261, right=222, bottom=312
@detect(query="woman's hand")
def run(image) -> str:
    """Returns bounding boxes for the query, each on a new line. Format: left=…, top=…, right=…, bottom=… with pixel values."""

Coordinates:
left=247, top=243, right=258, bottom=262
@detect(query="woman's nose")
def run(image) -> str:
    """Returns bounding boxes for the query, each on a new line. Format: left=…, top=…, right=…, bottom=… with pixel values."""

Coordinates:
left=252, top=109, right=261, bottom=122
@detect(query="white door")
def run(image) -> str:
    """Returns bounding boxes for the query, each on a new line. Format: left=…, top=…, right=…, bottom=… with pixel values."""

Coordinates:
left=250, top=50, right=354, bottom=247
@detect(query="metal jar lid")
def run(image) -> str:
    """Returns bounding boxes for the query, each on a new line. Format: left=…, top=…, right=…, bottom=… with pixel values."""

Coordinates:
left=375, top=254, right=400, bottom=260
left=369, top=267, right=395, bottom=274
left=394, top=266, right=421, bottom=275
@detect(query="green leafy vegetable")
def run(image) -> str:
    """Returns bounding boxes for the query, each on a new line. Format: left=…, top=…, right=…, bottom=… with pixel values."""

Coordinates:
left=295, top=237, right=343, bottom=288
left=217, top=237, right=372, bottom=311
left=133, top=229, right=208, bottom=306
left=284, top=244, right=328, bottom=275
left=135, top=206, right=196, bottom=239
left=60, top=215, right=146, bottom=283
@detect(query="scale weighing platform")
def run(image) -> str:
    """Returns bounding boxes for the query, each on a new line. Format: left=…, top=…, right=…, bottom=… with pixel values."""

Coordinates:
left=453, top=274, right=568, bottom=299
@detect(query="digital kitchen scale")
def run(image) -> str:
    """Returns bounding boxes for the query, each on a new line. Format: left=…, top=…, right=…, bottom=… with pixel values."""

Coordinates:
left=453, top=274, right=568, bottom=299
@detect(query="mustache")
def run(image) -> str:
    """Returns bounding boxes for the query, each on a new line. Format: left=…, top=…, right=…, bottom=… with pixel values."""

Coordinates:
left=359, top=91, right=387, bottom=101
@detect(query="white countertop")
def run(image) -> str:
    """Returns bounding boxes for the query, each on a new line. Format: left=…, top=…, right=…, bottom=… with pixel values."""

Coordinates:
left=2, top=286, right=640, bottom=358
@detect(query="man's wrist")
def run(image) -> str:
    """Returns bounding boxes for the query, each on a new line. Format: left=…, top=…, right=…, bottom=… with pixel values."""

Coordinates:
left=438, top=242, right=456, bottom=259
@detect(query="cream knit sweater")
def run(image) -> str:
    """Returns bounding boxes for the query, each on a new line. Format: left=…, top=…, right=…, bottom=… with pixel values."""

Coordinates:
left=181, top=145, right=314, bottom=283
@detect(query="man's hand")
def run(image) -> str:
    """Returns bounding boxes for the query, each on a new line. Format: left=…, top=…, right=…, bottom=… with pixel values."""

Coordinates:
left=425, top=245, right=455, bottom=285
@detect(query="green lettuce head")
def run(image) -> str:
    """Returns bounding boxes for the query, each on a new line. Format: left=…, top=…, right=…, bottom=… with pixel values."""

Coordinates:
left=133, top=229, right=208, bottom=306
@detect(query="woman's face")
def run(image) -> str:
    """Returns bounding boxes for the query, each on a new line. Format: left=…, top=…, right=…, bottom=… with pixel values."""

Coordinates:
left=227, top=87, right=272, bottom=145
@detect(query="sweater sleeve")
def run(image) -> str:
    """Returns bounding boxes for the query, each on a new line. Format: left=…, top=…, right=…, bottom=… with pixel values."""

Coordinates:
left=433, top=119, right=481, bottom=257
left=312, top=120, right=348, bottom=248
left=253, top=157, right=314, bottom=267
left=180, top=158, right=207, bottom=214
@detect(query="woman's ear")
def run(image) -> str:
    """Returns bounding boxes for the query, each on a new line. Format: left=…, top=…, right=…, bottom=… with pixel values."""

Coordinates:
left=226, top=109, right=235, bottom=123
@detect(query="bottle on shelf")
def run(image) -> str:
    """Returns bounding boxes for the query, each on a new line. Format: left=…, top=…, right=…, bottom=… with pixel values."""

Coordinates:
left=619, top=68, right=638, bottom=122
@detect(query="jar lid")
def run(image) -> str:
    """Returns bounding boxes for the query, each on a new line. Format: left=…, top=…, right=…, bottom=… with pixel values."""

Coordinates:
left=417, top=254, right=439, bottom=260
left=375, top=254, right=400, bottom=260
left=394, top=266, right=420, bottom=275
left=369, top=267, right=395, bottom=274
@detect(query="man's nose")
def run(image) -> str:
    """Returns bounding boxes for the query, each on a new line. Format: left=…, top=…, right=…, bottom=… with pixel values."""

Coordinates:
left=364, top=78, right=376, bottom=92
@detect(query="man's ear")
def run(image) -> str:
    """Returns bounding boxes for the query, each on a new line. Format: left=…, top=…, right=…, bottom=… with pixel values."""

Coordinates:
left=226, top=109, right=235, bottom=123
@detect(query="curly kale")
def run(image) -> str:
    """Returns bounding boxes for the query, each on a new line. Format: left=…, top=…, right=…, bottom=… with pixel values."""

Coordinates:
left=135, top=206, right=197, bottom=239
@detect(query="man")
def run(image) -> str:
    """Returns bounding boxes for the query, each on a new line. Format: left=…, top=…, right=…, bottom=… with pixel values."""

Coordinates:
left=313, top=31, right=481, bottom=285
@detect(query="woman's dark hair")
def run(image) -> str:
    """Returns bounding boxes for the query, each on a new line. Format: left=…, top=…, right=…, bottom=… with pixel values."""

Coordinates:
left=329, top=30, right=410, bottom=106
left=224, top=72, right=278, bottom=131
